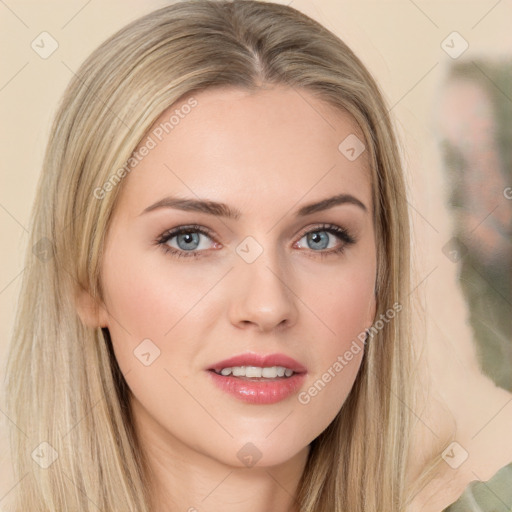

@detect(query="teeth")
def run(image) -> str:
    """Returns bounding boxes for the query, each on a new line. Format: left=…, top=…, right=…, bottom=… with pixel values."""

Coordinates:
left=214, top=366, right=295, bottom=378
left=262, top=367, right=276, bottom=378
left=245, top=366, right=262, bottom=378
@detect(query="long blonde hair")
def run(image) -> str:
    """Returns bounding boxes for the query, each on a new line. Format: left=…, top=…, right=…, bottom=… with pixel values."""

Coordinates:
left=3, top=1, right=447, bottom=510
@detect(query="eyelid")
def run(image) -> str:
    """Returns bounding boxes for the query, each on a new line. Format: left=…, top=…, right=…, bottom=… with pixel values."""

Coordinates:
left=155, top=224, right=218, bottom=258
left=295, top=222, right=355, bottom=242
left=156, top=224, right=215, bottom=244
left=155, top=222, right=357, bottom=258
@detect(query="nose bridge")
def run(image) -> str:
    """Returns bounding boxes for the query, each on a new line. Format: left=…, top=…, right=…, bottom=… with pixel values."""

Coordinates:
left=228, top=235, right=298, bottom=331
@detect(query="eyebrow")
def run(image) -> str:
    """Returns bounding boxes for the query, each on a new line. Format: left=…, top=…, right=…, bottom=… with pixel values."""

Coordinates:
left=140, top=193, right=367, bottom=219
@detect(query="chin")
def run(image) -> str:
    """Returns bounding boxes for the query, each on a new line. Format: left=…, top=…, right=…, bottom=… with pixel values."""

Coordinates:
left=204, top=432, right=312, bottom=470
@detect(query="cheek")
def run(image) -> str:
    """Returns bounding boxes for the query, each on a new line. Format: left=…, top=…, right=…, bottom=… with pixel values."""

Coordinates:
left=100, top=236, right=212, bottom=341
left=296, top=275, right=373, bottom=416
left=308, top=258, right=376, bottom=344
left=287, top=256, right=375, bottom=439
left=322, top=280, right=374, bottom=334
left=99, top=237, right=215, bottom=383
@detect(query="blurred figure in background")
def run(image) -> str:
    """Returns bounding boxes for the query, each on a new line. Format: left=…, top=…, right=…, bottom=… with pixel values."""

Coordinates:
left=438, top=59, right=512, bottom=392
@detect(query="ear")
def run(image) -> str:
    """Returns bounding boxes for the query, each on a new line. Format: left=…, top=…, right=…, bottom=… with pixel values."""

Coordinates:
left=75, top=288, right=109, bottom=328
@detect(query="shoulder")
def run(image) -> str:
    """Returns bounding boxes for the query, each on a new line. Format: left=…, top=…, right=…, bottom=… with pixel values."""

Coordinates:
left=406, top=384, right=512, bottom=512
left=441, top=461, right=512, bottom=512
left=409, top=460, right=512, bottom=512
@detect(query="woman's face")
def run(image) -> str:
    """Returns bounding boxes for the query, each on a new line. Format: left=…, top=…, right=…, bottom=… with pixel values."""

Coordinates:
left=95, top=85, right=376, bottom=469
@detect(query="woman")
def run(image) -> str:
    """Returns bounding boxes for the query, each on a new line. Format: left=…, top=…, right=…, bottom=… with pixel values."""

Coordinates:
left=3, top=1, right=509, bottom=511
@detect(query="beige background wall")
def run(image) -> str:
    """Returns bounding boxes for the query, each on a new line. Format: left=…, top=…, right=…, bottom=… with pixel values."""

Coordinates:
left=1, top=0, right=511, bottom=506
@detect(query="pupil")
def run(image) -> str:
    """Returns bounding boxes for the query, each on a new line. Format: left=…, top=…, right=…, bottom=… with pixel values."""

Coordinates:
left=308, top=231, right=328, bottom=250
left=178, top=232, right=199, bottom=250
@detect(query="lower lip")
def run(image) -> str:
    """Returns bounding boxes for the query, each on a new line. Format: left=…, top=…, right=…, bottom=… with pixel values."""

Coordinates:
left=206, top=371, right=307, bottom=404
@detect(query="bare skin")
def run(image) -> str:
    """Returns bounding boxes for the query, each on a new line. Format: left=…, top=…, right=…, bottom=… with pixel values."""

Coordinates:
left=79, top=85, right=377, bottom=512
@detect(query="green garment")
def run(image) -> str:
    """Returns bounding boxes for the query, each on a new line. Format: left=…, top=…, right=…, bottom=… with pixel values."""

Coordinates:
left=442, top=461, right=512, bottom=511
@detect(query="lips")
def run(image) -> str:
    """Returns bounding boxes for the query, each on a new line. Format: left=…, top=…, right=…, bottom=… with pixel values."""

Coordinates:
left=207, top=352, right=307, bottom=374
left=205, top=352, right=308, bottom=404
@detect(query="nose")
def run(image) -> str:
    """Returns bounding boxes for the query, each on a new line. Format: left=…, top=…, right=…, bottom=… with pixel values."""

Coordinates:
left=228, top=248, right=299, bottom=333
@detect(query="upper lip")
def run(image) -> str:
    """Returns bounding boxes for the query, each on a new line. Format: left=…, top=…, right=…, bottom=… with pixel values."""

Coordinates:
left=207, top=352, right=307, bottom=373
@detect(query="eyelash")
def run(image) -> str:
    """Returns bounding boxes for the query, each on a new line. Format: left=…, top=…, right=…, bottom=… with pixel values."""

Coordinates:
left=155, top=223, right=356, bottom=260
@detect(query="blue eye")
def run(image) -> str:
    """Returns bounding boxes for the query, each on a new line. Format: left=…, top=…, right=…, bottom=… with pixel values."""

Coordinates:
left=156, top=225, right=216, bottom=258
left=295, top=224, right=356, bottom=257
left=156, top=223, right=356, bottom=259
left=171, top=231, right=201, bottom=251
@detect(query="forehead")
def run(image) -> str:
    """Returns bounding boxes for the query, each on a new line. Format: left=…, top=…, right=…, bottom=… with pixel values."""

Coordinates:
left=116, top=85, right=372, bottom=218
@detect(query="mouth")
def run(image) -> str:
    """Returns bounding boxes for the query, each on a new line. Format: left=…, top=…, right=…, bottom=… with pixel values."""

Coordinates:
left=206, top=353, right=307, bottom=404
left=207, top=352, right=307, bottom=377
left=209, top=365, right=298, bottom=379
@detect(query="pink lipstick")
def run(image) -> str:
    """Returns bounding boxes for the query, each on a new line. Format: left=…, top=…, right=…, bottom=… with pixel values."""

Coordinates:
left=205, top=352, right=307, bottom=405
